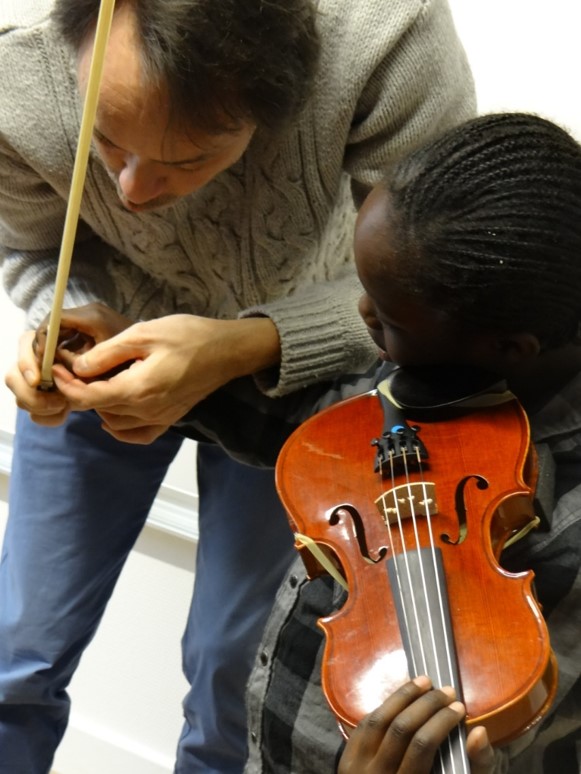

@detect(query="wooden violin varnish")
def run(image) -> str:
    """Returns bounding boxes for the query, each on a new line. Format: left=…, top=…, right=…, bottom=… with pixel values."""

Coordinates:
left=276, top=368, right=558, bottom=770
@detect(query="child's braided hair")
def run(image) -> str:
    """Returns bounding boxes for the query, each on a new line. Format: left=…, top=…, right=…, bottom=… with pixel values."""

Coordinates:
left=385, top=113, right=581, bottom=348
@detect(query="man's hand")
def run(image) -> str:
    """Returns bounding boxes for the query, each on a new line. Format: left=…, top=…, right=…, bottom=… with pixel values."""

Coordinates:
left=33, top=302, right=133, bottom=374
left=4, top=303, right=133, bottom=428
left=5, top=330, right=71, bottom=426
left=51, top=314, right=281, bottom=444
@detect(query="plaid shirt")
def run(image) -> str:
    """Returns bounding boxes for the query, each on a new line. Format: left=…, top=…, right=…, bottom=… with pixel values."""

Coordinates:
left=177, top=366, right=581, bottom=773
left=174, top=364, right=389, bottom=468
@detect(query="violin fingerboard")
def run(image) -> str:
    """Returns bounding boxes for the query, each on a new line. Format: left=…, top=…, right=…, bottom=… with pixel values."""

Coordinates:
left=387, top=548, right=470, bottom=774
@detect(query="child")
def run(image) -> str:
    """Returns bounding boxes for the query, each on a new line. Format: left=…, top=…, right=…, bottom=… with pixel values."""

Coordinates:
left=42, top=112, right=581, bottom=772
left=234, top=111, right=581, bottom=773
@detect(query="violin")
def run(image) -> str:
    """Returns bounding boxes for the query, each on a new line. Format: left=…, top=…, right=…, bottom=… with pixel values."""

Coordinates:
left=275, top=367, right=557, bottom=770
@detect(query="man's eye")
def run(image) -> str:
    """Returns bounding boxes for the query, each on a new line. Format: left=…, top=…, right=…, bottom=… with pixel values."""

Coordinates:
left=95, top=134, right=116, bottom=149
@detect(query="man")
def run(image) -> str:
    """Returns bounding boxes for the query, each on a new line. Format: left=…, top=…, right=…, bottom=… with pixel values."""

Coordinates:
left=0, top=0, right=475, bottom=770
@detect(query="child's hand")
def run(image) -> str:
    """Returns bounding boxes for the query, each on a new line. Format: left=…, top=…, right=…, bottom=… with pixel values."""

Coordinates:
left=338, top=676, right=495, bottom=774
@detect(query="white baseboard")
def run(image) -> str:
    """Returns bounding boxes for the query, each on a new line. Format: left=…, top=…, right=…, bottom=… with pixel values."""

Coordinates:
left=0, top=428, right=198, bottom=542
left=149, top=482, right=198, bottom=542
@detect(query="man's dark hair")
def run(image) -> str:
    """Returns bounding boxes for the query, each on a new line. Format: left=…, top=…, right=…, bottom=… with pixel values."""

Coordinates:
left=52, top=0, right=320, bottom=134
left=384, top=112, right=581, bottom=348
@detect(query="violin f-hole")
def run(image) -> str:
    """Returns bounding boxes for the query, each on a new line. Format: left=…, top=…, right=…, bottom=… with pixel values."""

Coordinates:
left=441, top=474, right=489, bottom=545
left=329, top=505, right=388, bottom=564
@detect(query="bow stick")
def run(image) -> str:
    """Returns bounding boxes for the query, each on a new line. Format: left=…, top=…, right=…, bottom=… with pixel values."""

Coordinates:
left=39, top=0, right=117, bottom=390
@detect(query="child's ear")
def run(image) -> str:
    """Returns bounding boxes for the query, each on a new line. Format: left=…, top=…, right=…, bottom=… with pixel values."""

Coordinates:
left=494, top=332, right=541, bottom=363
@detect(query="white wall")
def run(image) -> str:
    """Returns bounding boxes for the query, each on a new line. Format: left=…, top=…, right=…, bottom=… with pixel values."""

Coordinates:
left=451, top=0, right=580, bottom=139
left=0, top=2, right=580, bottom=772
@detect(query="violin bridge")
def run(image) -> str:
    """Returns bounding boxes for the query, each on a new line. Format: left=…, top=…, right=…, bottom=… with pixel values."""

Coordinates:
left=375, top=482, right=437, bottom=525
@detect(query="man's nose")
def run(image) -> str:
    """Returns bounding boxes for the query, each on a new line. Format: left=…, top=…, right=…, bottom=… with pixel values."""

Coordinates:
left=117, top=156, right=167, bottom=204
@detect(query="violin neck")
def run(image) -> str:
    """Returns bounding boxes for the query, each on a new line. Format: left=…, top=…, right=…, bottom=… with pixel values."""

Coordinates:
left=434, top=725, right=469, bottom=774
left=387, top=548, right=470, bottom=774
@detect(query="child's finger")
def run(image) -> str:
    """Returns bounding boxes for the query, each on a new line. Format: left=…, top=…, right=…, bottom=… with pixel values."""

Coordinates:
left=340, top=678, right=434, bottom=770
left=392, top=700, right=466, bottom=773
left=467, top=726, right=496, bottom=774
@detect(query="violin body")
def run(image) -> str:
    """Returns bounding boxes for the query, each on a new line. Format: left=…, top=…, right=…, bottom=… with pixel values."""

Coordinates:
left=275, top=389, right=557, bottom=747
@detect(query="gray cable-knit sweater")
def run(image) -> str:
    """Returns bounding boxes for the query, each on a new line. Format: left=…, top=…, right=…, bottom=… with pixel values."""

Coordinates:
left=0, top=0, right=475, bottom=397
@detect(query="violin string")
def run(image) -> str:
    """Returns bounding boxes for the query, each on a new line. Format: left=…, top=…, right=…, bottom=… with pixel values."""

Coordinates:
left=379, top=452, right=420, bottom=678
left=389, top=448, right=431, bottom=677
left=396, top=449, right=449, bottom=774
left=380, top=443, right=469, bottom=774
left=414, top=448, right=470, bottom=774
left=417, top=451, right=459, bottom=691
left=404, top=449, right=448, bottom=690
left=379, top=486, right=446, bottom=774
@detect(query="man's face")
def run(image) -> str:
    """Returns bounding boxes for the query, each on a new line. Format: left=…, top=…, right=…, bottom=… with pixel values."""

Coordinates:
left=77, top=5, right=255, bottom=212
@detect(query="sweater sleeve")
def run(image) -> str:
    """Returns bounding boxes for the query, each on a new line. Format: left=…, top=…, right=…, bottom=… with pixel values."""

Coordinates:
left=343, top=0, right=476, bottom=186
left=174, top=362, right=387, bottom=468
left=0, top=142, right=120, bottom=326
left=240, top=0, right=476, bottom=398
left=0, top=22, right=121, bottom=326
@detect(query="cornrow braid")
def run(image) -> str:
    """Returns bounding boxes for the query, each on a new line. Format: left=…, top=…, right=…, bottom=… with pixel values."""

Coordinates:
left=384, top=113, right=581, bottom=348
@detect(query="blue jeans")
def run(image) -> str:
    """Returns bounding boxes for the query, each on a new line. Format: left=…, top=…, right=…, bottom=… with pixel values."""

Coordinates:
left=0, top=410, right=295, bottom=773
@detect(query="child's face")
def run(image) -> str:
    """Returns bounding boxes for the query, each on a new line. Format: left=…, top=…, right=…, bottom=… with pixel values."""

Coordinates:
left=354, top=186, right=493, bottom=371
